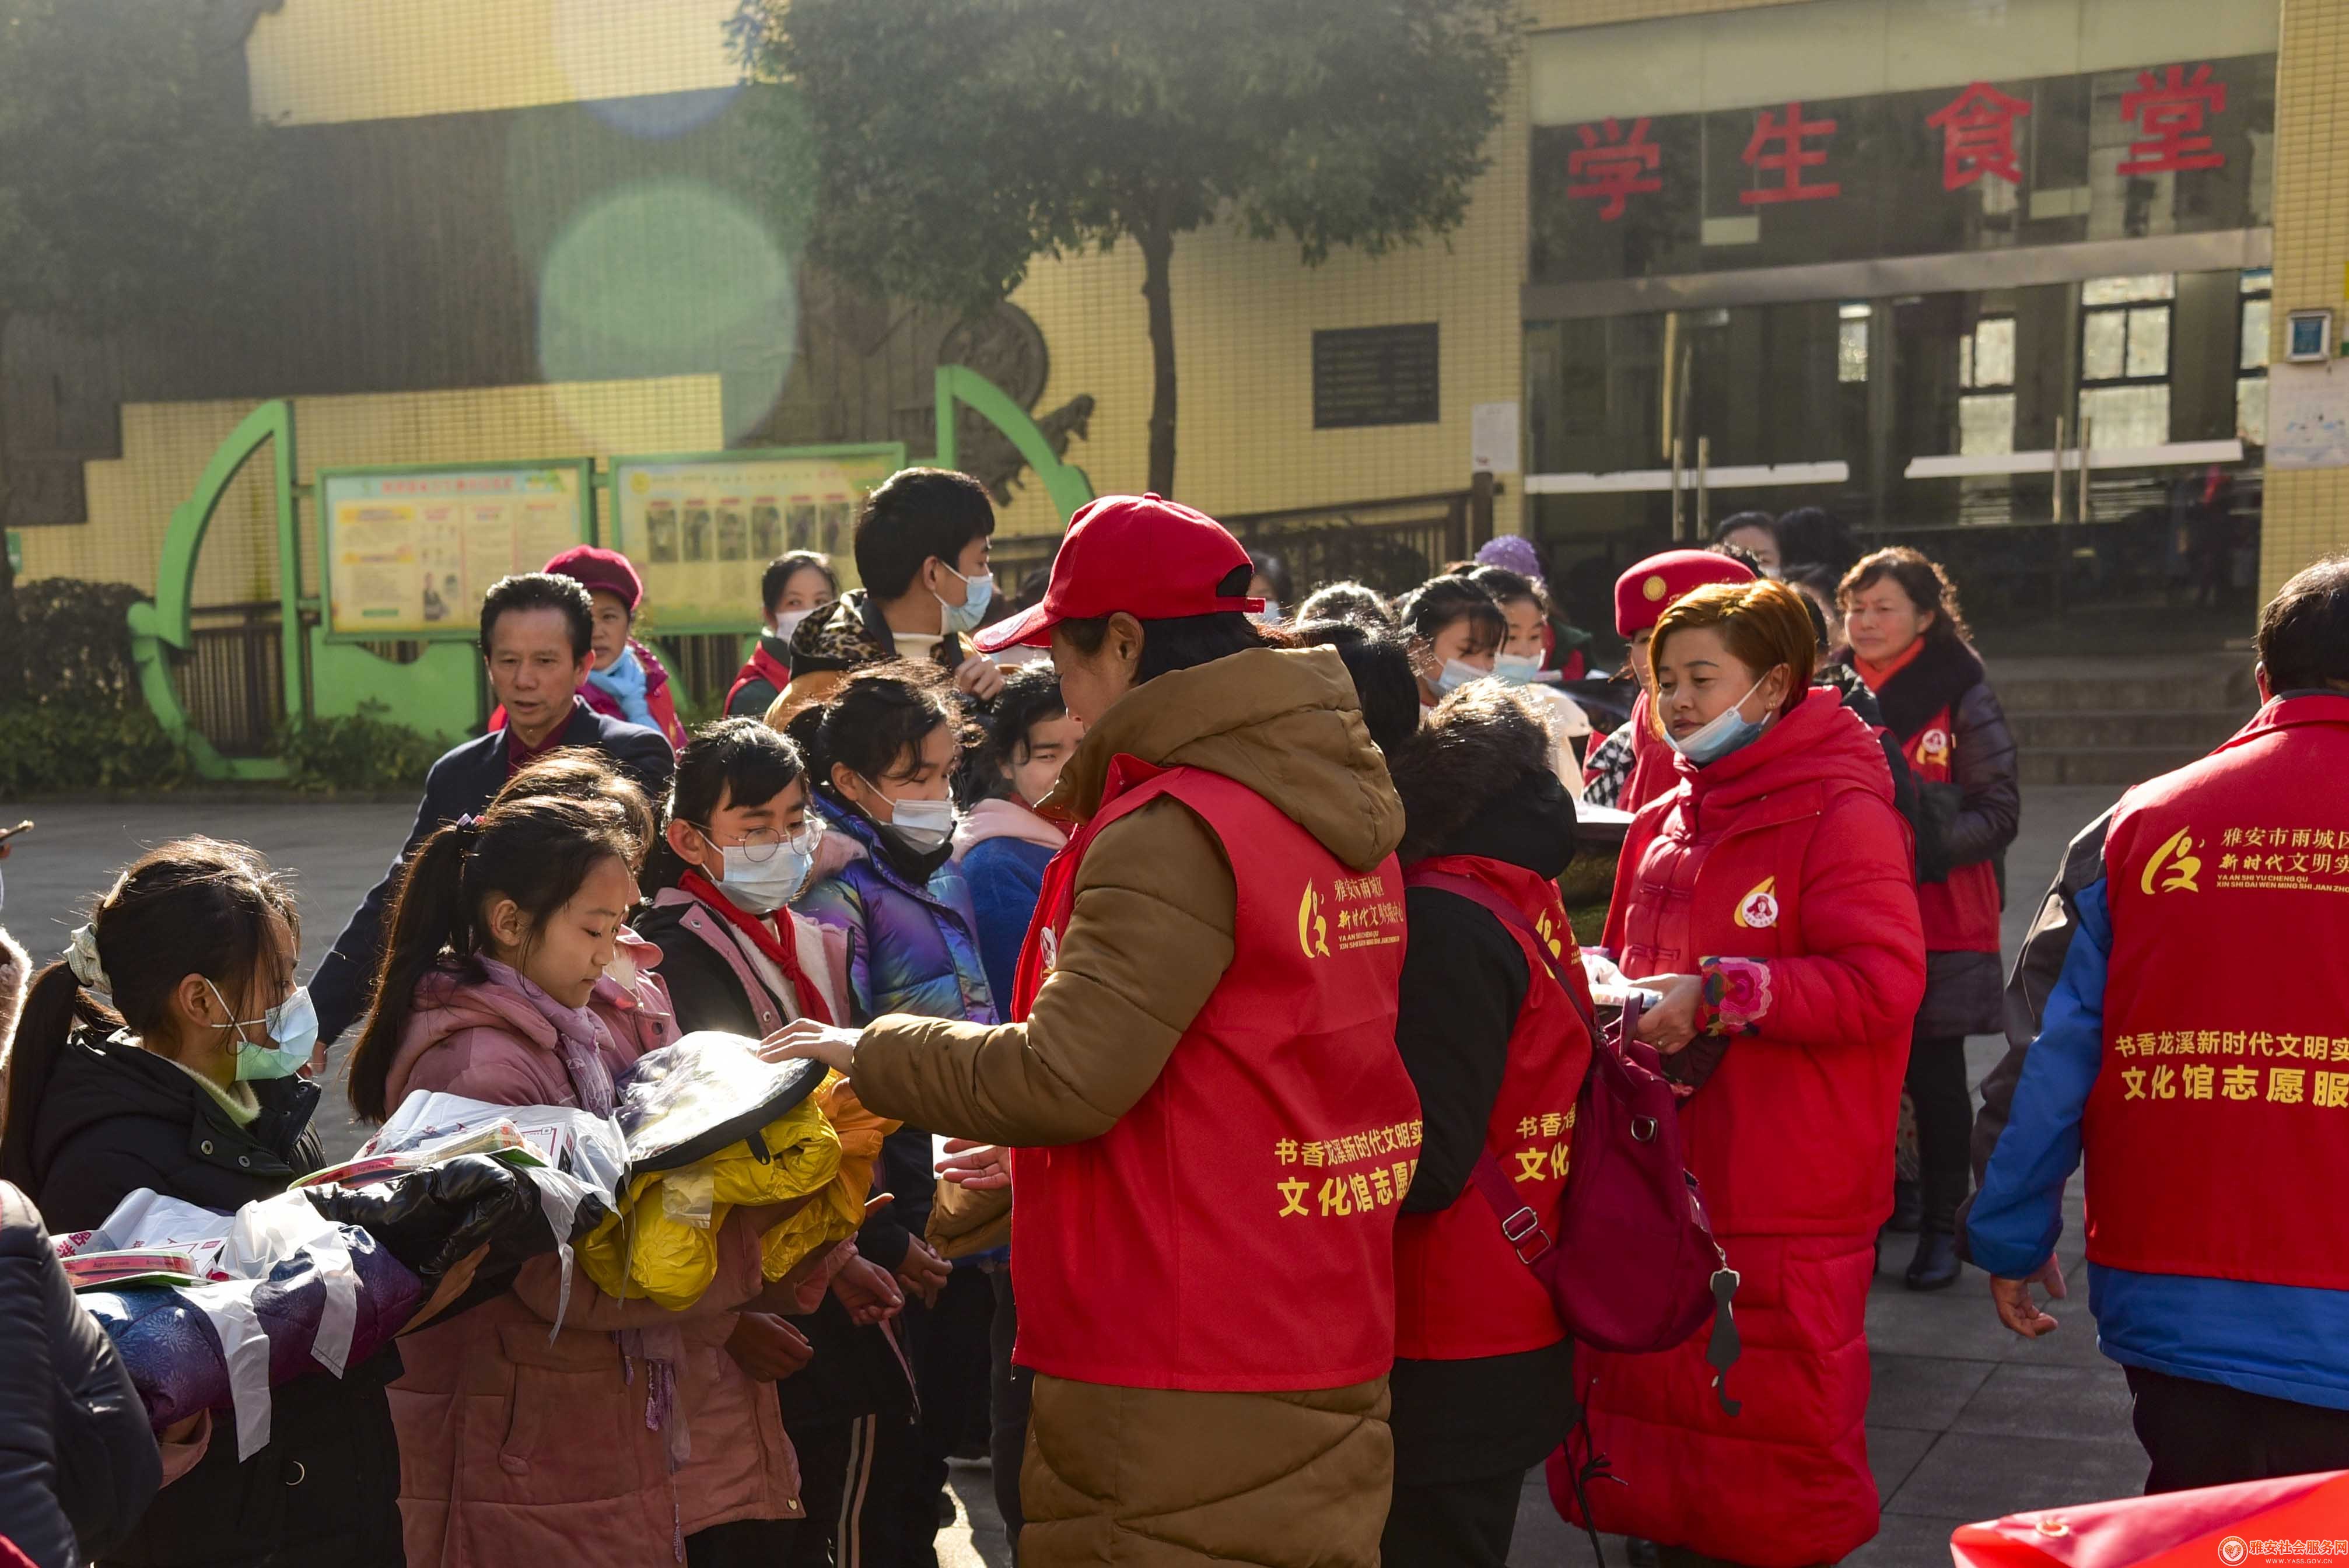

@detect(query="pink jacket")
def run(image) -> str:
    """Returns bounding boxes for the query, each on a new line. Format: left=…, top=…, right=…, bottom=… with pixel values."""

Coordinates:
left=380, top=957, right=806, bottom=1568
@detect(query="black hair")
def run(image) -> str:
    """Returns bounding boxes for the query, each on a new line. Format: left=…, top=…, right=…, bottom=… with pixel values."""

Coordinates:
left=1775, top=505, right=1860, bottom=575
left=1289, top=620, right=1423, bottom=757
left=1396, top=576, right=1506, bottom=653
left=761, top=552, right=838, bottom=617
left=1714, top=511, right=1781, bottom=554
left=1389, top=683, right=1560, bottom=864
left=2259, top=556, right=2349, bottom=693
left=969, top=664, right=1069, bottom=803
left=785, top=660, right=967, bottom=804
left=1466, top=565, right=1553, bottom=623
left=346, top=794, right=640, bottom=1122
left=1055, top=566, right=1290, bottom=685
left=493, top=748, right=657, bottom=869
left=2, top=838, right=299, bottom=1191
left=1711, top=540, right=1766, bottom=577
left=479, top=572, right=594, bottom=663
left=1248, top=551, right=1294, bottom=605
left=852, top=468, right=996, bottom=601
left=1296, top=580, right=1394, bottom=629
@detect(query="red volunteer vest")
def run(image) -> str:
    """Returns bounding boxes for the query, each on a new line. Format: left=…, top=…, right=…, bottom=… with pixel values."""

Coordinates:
left=1008, top=757, right=1420, bottom=1391
left=1900, top=706, right=2001, bottom=953
left=2084, top=695, right=2349, bottom=1289
left=1620, top=690, right=1679, bottom=814
left=1392, top=856, right=1594, bottom=1361
left=726, top=643, right=793, bottom=715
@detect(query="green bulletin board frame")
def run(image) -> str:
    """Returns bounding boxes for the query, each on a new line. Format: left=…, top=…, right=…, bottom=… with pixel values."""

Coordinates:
left=316, top=458, right=595, bottom=643
left=605, top=442, right=905, bottom=635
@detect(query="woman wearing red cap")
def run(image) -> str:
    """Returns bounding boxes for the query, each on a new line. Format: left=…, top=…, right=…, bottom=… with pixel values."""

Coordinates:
left=1583, top=550, right=1757, bottom=812
left=1560, top=579, right=1924, bottom=1567
left=766, top=495, right=1419, bottom=1568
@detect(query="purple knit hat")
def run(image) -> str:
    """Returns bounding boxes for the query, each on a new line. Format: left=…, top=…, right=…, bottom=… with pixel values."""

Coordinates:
left=1475, top=534, right=1546, bottom=583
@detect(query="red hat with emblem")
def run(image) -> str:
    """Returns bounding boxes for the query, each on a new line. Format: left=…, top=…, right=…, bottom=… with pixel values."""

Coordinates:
left=542, top=545, right=643, bottom=613
left=973, top=494, right=1262, bottom=652
left=1614, top=549, right=1755, bottom=636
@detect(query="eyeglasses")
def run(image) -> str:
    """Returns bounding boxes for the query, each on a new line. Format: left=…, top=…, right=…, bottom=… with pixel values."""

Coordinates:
left=689, top=818, right=823, bottom=864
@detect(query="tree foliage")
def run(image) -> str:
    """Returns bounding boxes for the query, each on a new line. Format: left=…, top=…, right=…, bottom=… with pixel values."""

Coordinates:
left=730, top=0, right=1518, bottom=495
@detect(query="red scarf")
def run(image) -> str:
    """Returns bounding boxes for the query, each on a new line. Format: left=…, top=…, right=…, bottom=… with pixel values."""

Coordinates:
left=1853, top=635, right=1926, bottom=693
left=676, top=870, right=833, bottom=1026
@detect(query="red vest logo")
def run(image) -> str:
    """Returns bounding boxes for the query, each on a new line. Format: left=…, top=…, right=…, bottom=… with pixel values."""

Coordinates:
left=2140, top=827, right=2202, bottom=894
left=1038, top=925, right=1060, bottom=974
left=1733, top=876, right=1780, bottom=929
left=1916, top=727, right=1952, bottom=766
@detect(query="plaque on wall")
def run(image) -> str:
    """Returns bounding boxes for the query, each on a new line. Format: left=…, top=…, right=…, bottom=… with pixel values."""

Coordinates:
left=1313, top=324, right=1440, bottom=430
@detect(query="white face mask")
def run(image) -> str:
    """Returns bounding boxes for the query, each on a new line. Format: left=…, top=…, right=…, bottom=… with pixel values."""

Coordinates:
left=1434, top=658, right=1490, bottom=696
left=1492, top=652, right=1544, bottom=686
left=772, top=608, right=814, bottom=642
left=883, top=796, right=958, bottom=850
left=717, top=840, right=814, bottom=915
left=1250, top=600, right=1283, bottom=626
left=1665, top=674, right=1774, bottom=766
left=936, top=565, right=996, bottom=636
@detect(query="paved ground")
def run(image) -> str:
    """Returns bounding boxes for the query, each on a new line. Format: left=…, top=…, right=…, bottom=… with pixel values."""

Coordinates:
left=1, top=784, right=2134, bottom=1566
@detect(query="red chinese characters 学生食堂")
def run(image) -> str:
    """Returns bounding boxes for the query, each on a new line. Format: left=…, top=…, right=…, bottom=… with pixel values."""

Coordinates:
left=1566, top=116, right=1663, bottom=221
left=1739, top=100, right=1840, bottom=205
left=1926, top=81, right=2033, bottom=191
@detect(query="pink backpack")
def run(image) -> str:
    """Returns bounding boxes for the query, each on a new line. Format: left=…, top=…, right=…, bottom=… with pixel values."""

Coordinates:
left=1403, top=870, right=1742, bottom=1399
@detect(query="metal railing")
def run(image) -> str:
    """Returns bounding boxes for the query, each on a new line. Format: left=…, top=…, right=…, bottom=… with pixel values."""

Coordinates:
left=1220, top=491, right=1472, bottom=598
left=172, top=602, right=285, bottom=757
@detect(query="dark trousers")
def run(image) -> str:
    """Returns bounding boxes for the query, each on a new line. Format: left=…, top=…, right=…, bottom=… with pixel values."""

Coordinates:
left=786, top=1412, right=932, bottom=1568
left=687, top=1517, right=801, bottom=1567
left=2127, top=1364, right=2349, bottom=1493
left=1906, top=1032, right=1973, bottom=1204
left=989, top=1267, right=1035, bottom=1554
left=1381, top=1471, right=1525, bottom=1568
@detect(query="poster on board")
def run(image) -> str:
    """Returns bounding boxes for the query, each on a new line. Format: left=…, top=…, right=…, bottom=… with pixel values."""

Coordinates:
left=321, top=463, right=591, bottom=640
left=610, top=444, right=905, bottom=632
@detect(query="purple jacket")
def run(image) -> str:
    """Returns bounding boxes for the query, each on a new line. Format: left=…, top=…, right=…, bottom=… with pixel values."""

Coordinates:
left=794, top=806, right=996, bottom=1028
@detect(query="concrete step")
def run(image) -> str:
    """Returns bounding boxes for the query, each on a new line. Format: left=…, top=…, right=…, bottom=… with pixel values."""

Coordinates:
left=1991, top=654, right=2257, bottom=715
left=2019, top=746, right=2218, bottom=787
left=2006, top=707, right=2246, bottom=750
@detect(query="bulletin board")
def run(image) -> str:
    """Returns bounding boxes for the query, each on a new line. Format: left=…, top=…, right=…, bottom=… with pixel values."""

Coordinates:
left=607, top=443, right=905, bottom=633
left=318, top=460, right=594, bottom=642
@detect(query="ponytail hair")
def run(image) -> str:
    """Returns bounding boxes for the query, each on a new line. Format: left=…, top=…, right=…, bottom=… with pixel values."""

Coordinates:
left=785, top=659, right=965, bottom=807
left=1, top=839, right=296, bottom=1193
left=345, top=793, right=640, bottom=1122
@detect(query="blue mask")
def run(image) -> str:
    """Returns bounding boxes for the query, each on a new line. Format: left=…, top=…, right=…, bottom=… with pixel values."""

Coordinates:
left=1492, top=652, right=1545, bottom=687
left=1666, top=676, right=1772, bottom=766
left=936, top=566, right=995, bottom=636
left=206, top=981, right=317, bottom=1081
left=1434, top=658, right=1490, bottom=696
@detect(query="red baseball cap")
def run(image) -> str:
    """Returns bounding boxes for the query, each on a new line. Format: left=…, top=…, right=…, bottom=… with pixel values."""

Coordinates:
left=543, top=545, right=643, bottom=613
left=1614, top=549, right=1754, bottom=636
left=974, top=494, right=1262, bottom=653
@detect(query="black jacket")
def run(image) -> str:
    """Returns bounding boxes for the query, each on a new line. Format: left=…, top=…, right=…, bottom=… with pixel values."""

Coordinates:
left=20, top=1037, right=405, bottom=1568
left=313, top=698, right=674, bottom=1045
left=633, top=897, right=793, bottom=1044
left=724, top=632, right=793, bottom=719
left=1, top=1182, right=160, bottom=1568
left=27, top=1033, right=327, bottom=1235
left=1388, top=769, right=1580, bottom=1482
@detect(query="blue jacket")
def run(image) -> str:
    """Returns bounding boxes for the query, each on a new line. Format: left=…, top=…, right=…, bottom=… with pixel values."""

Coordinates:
left=313, top=698, right=674, bottom=1045
left=961, top=833, right=1057, bottom=1012
left=795, top=806, right=996, bottom=1029
left=1968, top=876, right=2349, bottom=1409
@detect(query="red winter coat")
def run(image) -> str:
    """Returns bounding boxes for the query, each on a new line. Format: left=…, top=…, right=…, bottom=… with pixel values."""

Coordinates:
left=1556, top=688, right=1924, bottom=1568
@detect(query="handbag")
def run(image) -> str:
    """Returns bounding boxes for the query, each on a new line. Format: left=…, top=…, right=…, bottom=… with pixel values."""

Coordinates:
left=1402, top=870, right=1741, bottom=1395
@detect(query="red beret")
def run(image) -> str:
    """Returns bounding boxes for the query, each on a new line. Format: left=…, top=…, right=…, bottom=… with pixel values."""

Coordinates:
left=1614, top=549, right=1755, bottom=636
left=542, top=545, right=642, bottom=613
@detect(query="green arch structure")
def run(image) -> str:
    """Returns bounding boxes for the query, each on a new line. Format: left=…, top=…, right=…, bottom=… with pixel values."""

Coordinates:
left=933, top=365, right=1095, bottom=526
left=134, top=370, right=1090, bottom=778
left=127, top=399, right=300, bottom=782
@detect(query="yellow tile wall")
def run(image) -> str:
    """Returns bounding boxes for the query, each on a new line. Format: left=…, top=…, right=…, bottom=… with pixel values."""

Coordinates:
left=19, top=377, right=723, bottom=604
left=246, top=0, right=741, bottom=126
left=2263, top=0, right=2349, bottom=600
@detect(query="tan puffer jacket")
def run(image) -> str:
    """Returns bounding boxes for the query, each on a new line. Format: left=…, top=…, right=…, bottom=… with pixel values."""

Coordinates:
left=852, top=645, right=1405, bottom=1568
